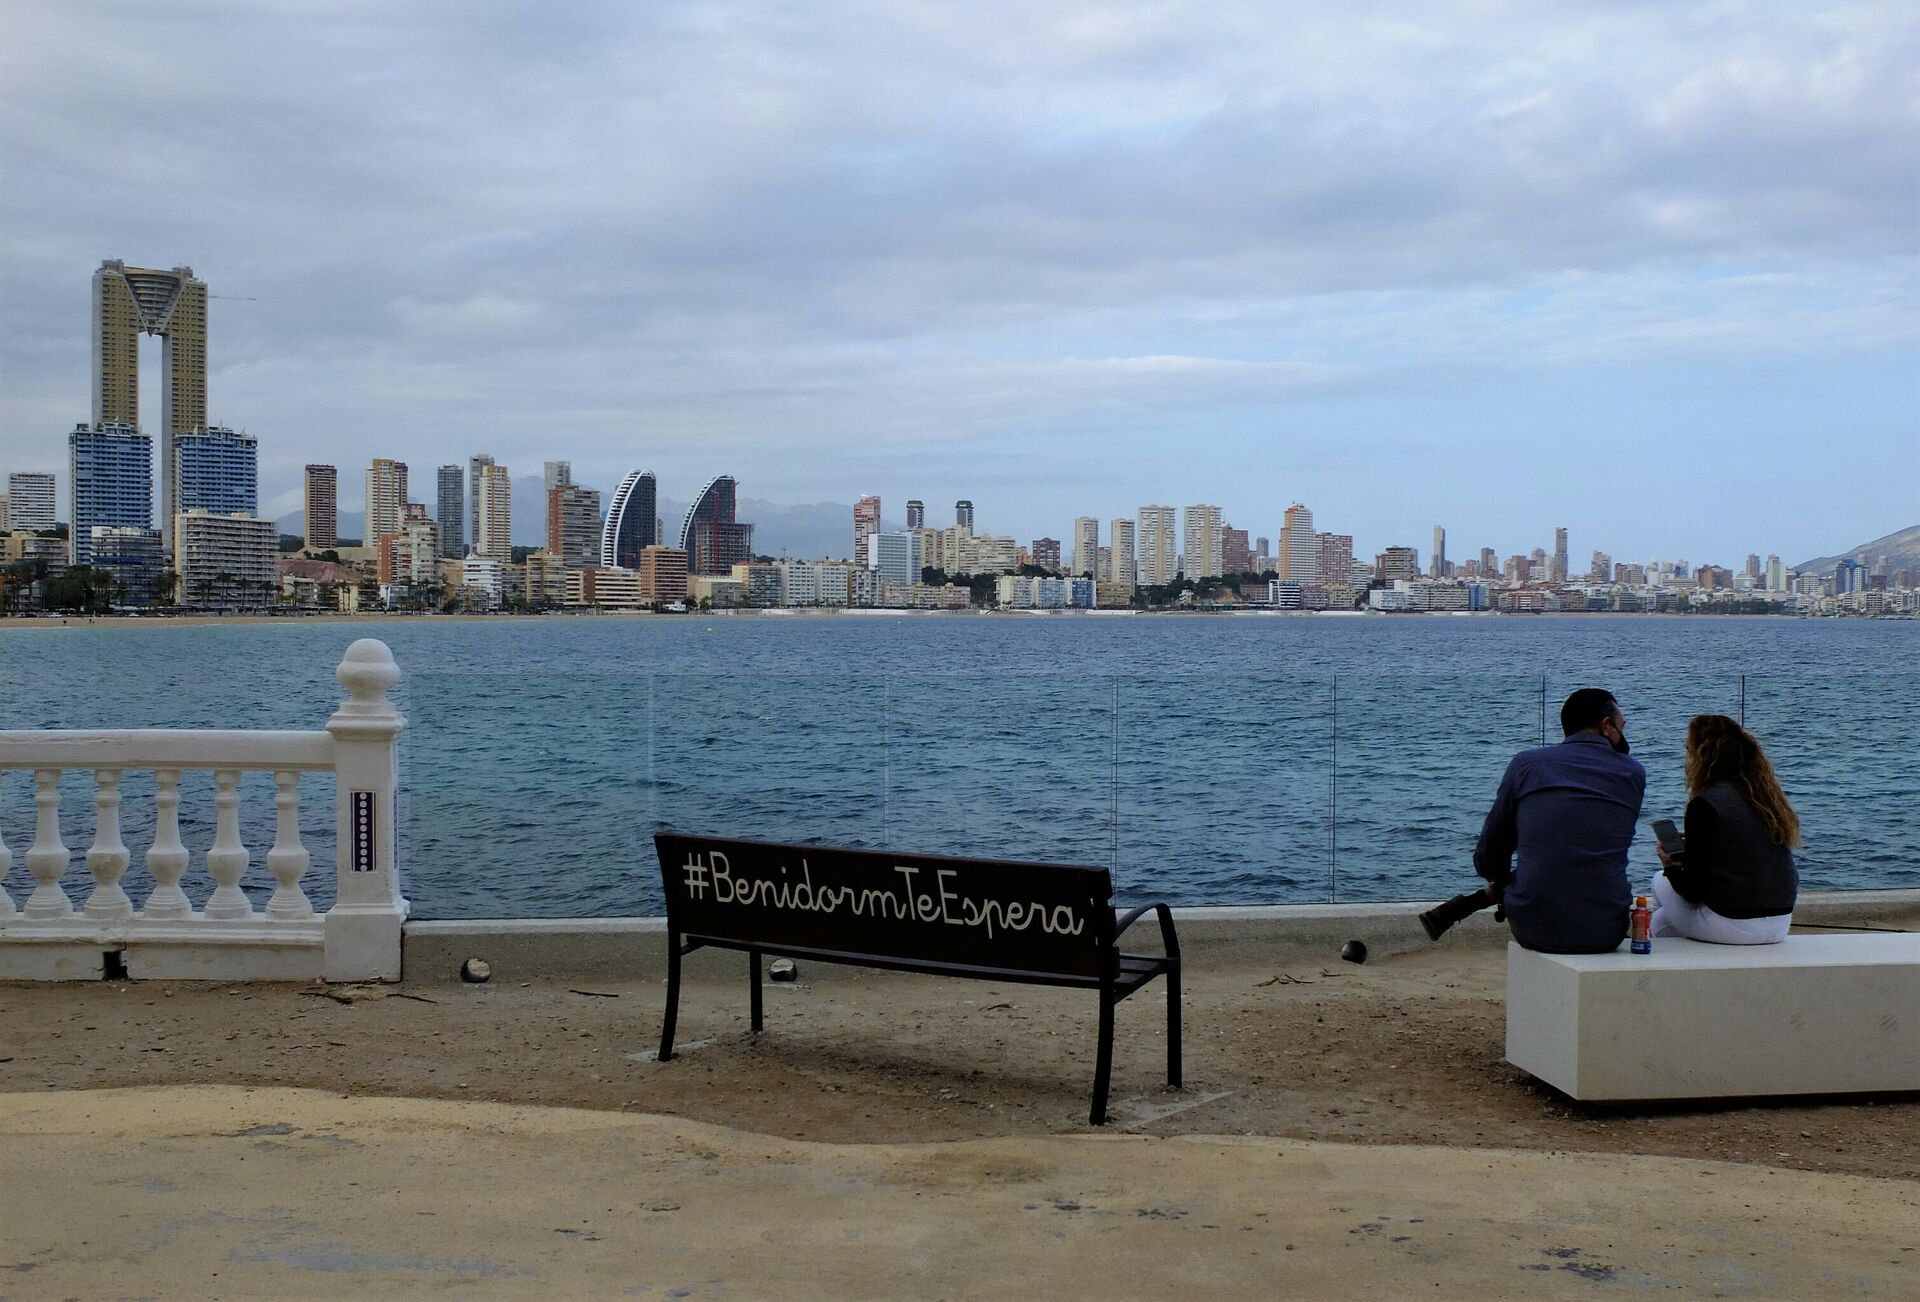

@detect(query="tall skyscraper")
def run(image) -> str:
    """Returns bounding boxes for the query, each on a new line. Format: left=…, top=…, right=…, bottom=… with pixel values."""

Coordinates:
left=1315, top=532, right=1352, bottom=586
left=603, top=470, right=660, bottom=569
left=905, top=499, right=924, bottom=529
left=1072, top=516, right=1099, bottom=577
left=173, top=427, right=257, bottom=521
left=468, top=454, right=495, bottom=551
left=955, top=499, right=974, bottom=531
left=475, top=462, right=512, bottom=561
left=92, top=260, right=206, bottom=546
left=547, top=482, right=602, bottom=569
left=435, top=464, right=463, bottom=556
left=1280, top=503, right=1317, bottom=583
left=1221, top=526, right=1251, bottom=575
left=544, top=460, right=572, bottom=492
left=1030, top=537, right=1061, bottom=571
left=1137, top=506, right=1176, bottom=586
left=365, top=458, right=409, bottom=544
left=1431, top=525, right=1447, bottom=579
left=853, top=495, right=881, bottom=564
left=6, top=472, right=56, bottom=531
left=305, top=465, right=338, bottom=549
left=678, top=475, right=753, bottom=575
left=1108, top=518, right=1136, bottom=588
left=1552, top=527, right=1569, bottom=583
left=1182, top=503, right=1222, bottom=578
left=68, top=422, right=152, bottom=566
left=1479, top=546, right=1498, bottom=577
left=1745, top=553, right=1762, bottom=580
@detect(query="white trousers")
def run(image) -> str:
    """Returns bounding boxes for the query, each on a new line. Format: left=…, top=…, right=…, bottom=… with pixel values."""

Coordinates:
left=1650, top=870, right=1791, bottom=945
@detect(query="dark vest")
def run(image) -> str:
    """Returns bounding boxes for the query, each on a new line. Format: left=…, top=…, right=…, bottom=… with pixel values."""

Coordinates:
left=1693, top=783, right=1798, bottom=919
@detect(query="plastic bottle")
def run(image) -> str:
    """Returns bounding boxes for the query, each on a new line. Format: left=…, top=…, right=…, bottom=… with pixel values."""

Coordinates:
left=1630, top=895, right=1653, bottom=955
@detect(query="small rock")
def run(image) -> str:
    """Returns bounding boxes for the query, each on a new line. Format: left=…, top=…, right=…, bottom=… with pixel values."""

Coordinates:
left=460, top=958, right=492, bottom=984
left=1340, top=940, right=1368, bottom=965
left=768, top=959, right=798, bottom=983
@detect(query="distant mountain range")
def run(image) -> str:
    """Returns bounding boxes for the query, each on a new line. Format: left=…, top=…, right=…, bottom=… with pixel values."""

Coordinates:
left=279, top=476, right=880, bottom=561
left=1795, top=523, right=1920, bottom=576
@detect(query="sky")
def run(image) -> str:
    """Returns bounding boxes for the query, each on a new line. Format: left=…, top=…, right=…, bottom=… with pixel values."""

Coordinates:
left=0, top=1, right=1915, bottom=566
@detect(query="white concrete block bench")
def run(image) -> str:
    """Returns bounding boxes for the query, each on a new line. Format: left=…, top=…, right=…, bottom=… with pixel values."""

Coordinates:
left=1505, top=935, right=1920, bottom=1102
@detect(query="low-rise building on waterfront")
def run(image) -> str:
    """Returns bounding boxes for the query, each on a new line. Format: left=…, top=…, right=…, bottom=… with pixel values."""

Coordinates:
left=175, top=510, right=277, bottom=609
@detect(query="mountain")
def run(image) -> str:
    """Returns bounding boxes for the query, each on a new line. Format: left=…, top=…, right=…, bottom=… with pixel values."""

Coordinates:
left=278, top=507, right=365, bottom=546
left=1795, top=523, right=1920, bottom=576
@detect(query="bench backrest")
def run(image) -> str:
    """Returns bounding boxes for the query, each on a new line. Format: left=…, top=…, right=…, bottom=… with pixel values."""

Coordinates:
left=655, top=833, right=1116, bottom=980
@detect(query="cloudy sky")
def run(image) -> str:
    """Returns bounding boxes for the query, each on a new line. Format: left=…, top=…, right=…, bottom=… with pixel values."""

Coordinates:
left=1, top=1, right=1914, bottom=564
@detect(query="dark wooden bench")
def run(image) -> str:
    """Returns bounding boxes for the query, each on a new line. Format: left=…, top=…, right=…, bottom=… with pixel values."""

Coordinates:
left=655, top=833, right=1181, bottom=1124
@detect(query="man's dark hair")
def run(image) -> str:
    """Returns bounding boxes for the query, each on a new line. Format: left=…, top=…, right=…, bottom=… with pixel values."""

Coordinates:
left=1561, top=688, right=1620, bottom=737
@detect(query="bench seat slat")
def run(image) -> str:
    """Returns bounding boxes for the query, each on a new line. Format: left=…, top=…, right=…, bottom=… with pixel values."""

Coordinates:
left=681, top=933, right=1172, bottom=994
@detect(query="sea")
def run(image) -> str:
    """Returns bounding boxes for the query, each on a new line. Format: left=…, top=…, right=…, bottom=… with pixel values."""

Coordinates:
left=1, top=613, right=1915, bottom=918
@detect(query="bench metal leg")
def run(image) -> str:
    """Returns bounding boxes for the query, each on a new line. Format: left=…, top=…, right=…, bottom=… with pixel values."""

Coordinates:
left=1090, top=991, right=1116, bottom=1126
left=1166, top=963, right=1182, bottom=1090
left=748, top=948, right=763, bottom=1034
left=659, top=935, right=682, bottom=1063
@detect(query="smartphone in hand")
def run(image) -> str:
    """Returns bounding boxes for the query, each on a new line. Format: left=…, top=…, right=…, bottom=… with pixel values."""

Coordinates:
left=1651, top=818, right=1685, bottom=855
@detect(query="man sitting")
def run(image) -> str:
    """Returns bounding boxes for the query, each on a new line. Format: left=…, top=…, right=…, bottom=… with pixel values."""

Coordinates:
left=1420, top=688, right=1646, bottom=953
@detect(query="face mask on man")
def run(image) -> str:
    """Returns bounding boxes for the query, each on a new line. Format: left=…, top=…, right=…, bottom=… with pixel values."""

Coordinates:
left=1606, top=717, right=1630, bottom=755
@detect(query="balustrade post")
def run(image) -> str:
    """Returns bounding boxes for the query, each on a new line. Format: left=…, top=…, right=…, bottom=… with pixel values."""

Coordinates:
left=0, top=792, right=14, bottom=920
left=202, top=769, right=255, bottom=920
left=264, top=770, right=315, bottom=921
left=323, top=639, right=408, bottom=981
left=82, top=768, right=134, bottom=920
left=141, top=769, right=193, bottom=919
left=22, top=769, right=73, bottom=919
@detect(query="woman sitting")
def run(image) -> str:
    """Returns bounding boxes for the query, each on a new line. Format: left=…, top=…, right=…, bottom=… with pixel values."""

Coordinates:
left=1652, top=714, right=1799, bottom=944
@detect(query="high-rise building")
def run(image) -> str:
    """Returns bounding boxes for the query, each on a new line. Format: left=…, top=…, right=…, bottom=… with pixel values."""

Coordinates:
left=1431, top=525, right=1447, bottom=579
left=173, top=426, right=257, bottom=523
left=638, top=545, right=690, bottom=605
left=1479, top=546, right=1498, bottom=577
left=1552, top=527, right=1569, bottom=583
left=906, top=499, right=924, bottom=530
left=547, top=482, right=602, bottom=568
left=1377, top=547, right=1419, bottom=583
left=365, top=458, right=409, bottom=545
left=1589, top=551, right=1612, bottom=581
left=90, top=526, right=165, bottom=605
left=544, top=460, right=572, bottom=492
left=468, top=454, right=495, bottom=551
left=1182, top=503, right=1223, bottom=578
left=5, top=472, right=56, bottom=531
left=867, top=530, right=924, bottom=590
left=305, top=465, right=339, bottom=550
left=68, top=422, right=152, bottom=567
left=1137, top=505, right=1176, bottom=585
left=435, top=464, right=463, bottom=557
left=475, top=462, right=512, bottom=561
left=1108, top=518, right=1136, bottom=588
left=955, top=500, right=974, bottom=531
left=1072, top=517, right=1099, bottom=577
left=174, top=510, right=277, bottom=609
left=678, top=475, right=754, bottom=575
left=853, top=495, right=881, bottom=565
left=92, top=260, right=207, bottom=544
left=602, top=470, right=660, bottom=569
left=1221, top=526, right=1251, bottom=575
left=1745, top=553, right=1762, bottom=580
left=1315, top=532, right=1353, bottom=586
left=1280, top=503, right=1317, bottom=583
left=1031, top=537, right=1061, bottom=571
left=1765, top=555, right=1786, bottom=592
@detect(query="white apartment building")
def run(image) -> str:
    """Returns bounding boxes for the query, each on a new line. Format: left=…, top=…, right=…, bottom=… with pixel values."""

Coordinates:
left=1182, top=503, right=1223, bottom=579
left=1107, top=518, right=1136, bottom=587
left=475, top=463, right=512, bottom=561
left=462, top=556, right=505, bottom=609
left=6, top=472, right=56, bottom=531
left=867, top=530, right=924, bottom=590
left=1137, top=505, right=1176, bottom=586
left=174, top=510, right=277, bottom=609
left=1280, top=503, right=1317, bottom=583
left=1072, top=517, right=1099, bottom=578
left=364, top=458, right=408, bottom=544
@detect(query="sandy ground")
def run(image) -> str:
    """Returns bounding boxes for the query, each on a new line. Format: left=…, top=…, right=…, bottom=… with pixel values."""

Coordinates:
left=5, top=941, right=1917, bottom=1181
left=5, top=1084, right=1917, bottom=1299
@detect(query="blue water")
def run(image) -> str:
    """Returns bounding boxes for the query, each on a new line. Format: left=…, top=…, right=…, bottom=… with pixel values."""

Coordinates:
left=2, top=614, right=1915, bottom=916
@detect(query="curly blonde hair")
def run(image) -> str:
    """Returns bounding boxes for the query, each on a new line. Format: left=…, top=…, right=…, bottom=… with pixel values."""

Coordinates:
left=1684, top=714, right=1802, bottom=849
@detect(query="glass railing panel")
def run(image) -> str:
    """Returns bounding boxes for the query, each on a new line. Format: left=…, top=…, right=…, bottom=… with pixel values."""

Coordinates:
left=1740, top=673, right=1920, bottom=893
left=879, top=672, right=1118, bottom=868
left=1115, top=674, right=1332, bottom=905
left=404, top=671, right=651, bottom=918
left=1331, top=674, right=1544, bottom=902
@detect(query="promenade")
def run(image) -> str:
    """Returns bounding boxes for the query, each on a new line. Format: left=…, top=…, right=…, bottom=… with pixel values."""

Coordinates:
left=5, top=929, right=1918, bottom=1297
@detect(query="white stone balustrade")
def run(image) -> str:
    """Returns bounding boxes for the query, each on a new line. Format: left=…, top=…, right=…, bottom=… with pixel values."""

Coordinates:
left=0, top=639, right=408, bottom=982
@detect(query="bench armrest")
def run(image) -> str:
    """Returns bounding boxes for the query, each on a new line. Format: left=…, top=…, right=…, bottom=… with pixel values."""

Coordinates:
left=1114, top=901, right=1180, bottom=961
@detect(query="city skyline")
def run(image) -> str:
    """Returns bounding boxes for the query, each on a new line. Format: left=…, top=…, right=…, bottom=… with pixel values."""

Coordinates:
left=1, top=5, right=1913, bottom=566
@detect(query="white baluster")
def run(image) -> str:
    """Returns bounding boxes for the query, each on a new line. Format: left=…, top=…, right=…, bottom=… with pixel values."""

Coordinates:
left=202, top=769, right=254, bottom=920
left=0, top=782, right=15, bottom=920
left=264, top=770, right=314, bottom=921
left=22, top=769, right=73, bottom=919
left=142, top=769, right=193, bottom=920
left=83, top=768, right=134, bottom=920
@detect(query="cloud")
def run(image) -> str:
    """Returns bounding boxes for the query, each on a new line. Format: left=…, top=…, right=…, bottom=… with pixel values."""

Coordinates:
left=0, top=1, right=1914, bottom=561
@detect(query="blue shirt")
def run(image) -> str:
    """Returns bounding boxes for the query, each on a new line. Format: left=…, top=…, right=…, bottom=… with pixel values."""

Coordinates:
left=1473, top=732, right=1647, bottom=954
